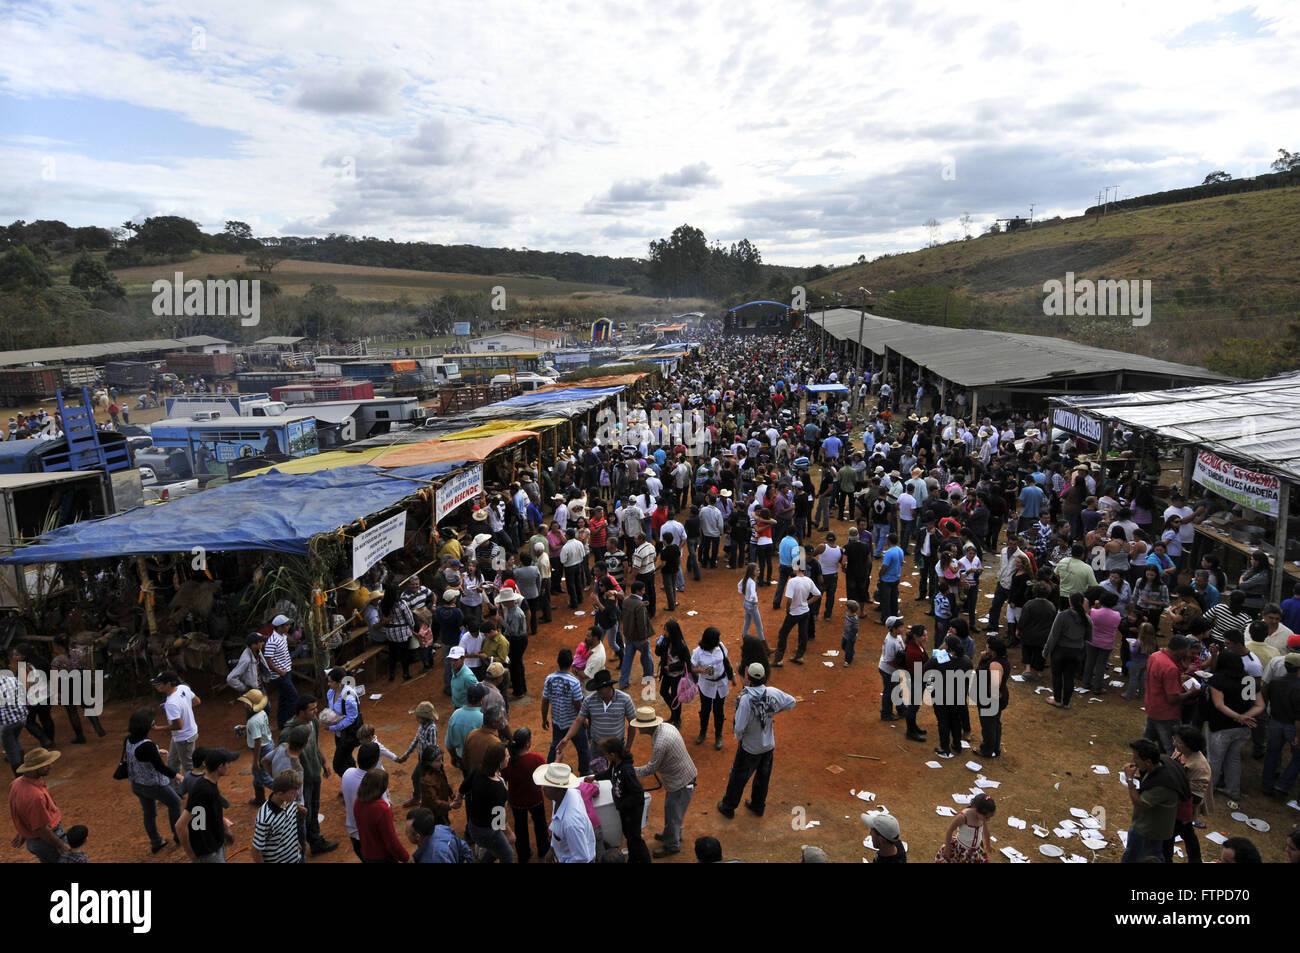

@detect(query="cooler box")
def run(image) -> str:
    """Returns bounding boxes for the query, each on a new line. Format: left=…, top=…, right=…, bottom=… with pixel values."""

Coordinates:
left=592, top=779, right=652, bottom=848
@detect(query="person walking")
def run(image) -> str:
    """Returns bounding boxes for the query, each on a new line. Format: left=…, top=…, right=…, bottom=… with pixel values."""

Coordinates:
left=263, top=614, right=298, bottom=728
left=618, top=581, right=655, bottom=690
left=975, top=635, right=1010, bottom=759
left=738, top=563, right=764, bottom=640
left=150, top=669, right=199, bottom=789
left=324, top=668, right=362, bottom=776
left=818, top=533, right=844, bottom=621
left=455, top=741, right=514, bottom=863
left=772, top=561, right=821, bottom=667
left=1043, top=593, right=1091, bottom=708
left=121, top=707, right=183, bottom=855
left=877, top=533, right=904, bottom=626
left=716, top=663, right=797, bottom=819
left=656, top=620, right=692, bottom=727
left=691, top=627, right=735, bottom=749
left=630, top=707, right=696, bottom=858
left=503, top=727, right=549, bottom=864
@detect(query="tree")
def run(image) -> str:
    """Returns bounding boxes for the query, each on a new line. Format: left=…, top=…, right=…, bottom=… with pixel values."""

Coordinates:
left=130, top=215, right=204, bottom=257
left=0, top=246, right=53, bottom=291
left=985, top=221, right=1002, bottom=235
left=245, top=245, right=286, bottom=273
left=959, top=212, right=973, bottom=239
left=923, top=218, right=940, bottom=247
left=647, top=224, right=711, bottom=297
left=1202, top=171, right=1231, bottom=184
left=68, top=252, right=125, bottom=298
left=1270, top=149, right=1300, bottom=173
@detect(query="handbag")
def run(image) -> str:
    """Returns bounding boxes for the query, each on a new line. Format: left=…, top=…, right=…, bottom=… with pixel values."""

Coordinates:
left=675, top=668, right=698, bottom=707
left=112, top=738, right=129, bottom=780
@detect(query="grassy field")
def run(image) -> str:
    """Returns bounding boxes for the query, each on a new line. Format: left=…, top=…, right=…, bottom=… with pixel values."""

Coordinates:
left=810, top=184, right=1300, bottom=369
left=109, top=253, right=658, bottom=306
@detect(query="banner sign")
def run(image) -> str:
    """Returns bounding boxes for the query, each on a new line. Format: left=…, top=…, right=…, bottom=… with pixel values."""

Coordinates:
left=1052, top=407, right=1103, bottom=443
left=351, top=511, right=407, bottom=580
left=435, top=464, right=484, bottom=523
left=1193, top=449, right=1280, bottom=517
left=453, top=322, right=471, bottom=336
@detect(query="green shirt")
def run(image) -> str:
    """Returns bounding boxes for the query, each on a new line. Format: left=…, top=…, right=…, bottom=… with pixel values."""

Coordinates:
left=838, top=464, right=858, bottom=493
left=1055, top=557, right=1097, bottom=598
left=1130, top=783, right=1178, bottom=840
left=277, top=716, right=322, bottom=779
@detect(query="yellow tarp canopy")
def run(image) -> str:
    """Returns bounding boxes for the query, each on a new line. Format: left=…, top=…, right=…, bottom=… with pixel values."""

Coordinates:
left=438, top=418, right=566, bottom=440
left=376, top=431, right=538, bottom=467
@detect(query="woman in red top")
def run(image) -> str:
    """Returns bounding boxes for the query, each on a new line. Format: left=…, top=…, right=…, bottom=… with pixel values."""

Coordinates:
left=502, top=727, right=549, bottom=863
left=903, top=624, right=929, bottom=743
left=650, top=503, right=668, bottom=542
left=353, top=769, right=410, bottom=863
left=589, top=509, right=609, bottom=563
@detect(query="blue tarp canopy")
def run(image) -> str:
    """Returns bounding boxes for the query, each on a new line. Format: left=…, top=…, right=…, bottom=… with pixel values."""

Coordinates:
left=727, top=300, right=790, bottom=312
left=1, top=462, right=465, bottom=564
left=806, top=383, right=850, bottom=394
left=491, top=386, right=625, bottom=407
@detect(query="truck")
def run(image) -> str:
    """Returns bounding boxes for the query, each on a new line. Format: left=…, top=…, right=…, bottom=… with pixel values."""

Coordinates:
left=164, top=393, right=288, bottom=418
left=164, top=352, right=236, bottom=378
left=104, top=361, right=156, bottom=389
left=0, top=470, right=114, bottom=610
left=271, top=380, right=375, bottom=403
left=0, top=367, right=64, bottom=405
left=236, top=370, right=320, bottom=392
left=288, top=397, right=428, bottom=445
left=317, top=357, right=460, bottom=386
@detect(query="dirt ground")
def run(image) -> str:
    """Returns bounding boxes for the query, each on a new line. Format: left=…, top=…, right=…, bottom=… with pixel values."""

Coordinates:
left=14, top=493, right=1299, bottom=865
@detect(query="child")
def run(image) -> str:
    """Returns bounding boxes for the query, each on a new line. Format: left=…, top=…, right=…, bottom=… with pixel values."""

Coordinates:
left=356, top=724, right=400, bottom=770
left=933, top=578, right=953, bottom=641
left=936, top=792, right=996, bottom=863
left=417, top=745, right=454, bottom=825
left=57, top=825, right=89, bottom=863
left=396, top=701, right=440, bottom=808
left=841, top=600, right=860, bottom=666
left=237, top=689, right=274, bottom=806
left=1123, top=622, right=1157, bottom=700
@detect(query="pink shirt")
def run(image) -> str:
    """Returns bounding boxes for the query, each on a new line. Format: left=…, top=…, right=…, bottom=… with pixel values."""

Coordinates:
left=1089, top=607, right=1121, bottom=649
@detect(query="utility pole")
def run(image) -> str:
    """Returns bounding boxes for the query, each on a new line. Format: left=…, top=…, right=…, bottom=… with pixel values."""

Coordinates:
left=1028, top=203, right=1035, bottom=227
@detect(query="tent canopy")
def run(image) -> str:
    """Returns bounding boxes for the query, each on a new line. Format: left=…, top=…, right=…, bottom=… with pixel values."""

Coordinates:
left=806, top=383, right=849, bottom=394
left=1052, top=371, right=1300, bottom=482
left=1, top=463, right=464, bottom=563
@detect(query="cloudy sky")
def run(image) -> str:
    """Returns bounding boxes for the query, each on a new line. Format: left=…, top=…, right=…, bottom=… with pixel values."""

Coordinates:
left=2, top=0, right=1297, bottom=266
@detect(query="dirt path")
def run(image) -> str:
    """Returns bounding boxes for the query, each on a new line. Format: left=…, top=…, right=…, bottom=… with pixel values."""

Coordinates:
left=15, top=501, right=1298, bottom=864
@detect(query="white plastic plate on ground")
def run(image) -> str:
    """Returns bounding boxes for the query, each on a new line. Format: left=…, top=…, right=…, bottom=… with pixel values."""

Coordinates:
left=1039, top=844, right=1064, bottom=857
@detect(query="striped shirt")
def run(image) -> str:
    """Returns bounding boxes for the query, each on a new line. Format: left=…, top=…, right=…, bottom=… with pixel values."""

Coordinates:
left=542, top=671, right=583, bottom=729
left=633, top=723, right=696, bottom=792
left=579, top=690, right=636, bottom=746
left=264, top=633, right=292, bottom=676
left=253, top=799, right=302, bottom=863
left=401, top=719, right=441, bottom=761
left=0, top=671, right=27, bottom=727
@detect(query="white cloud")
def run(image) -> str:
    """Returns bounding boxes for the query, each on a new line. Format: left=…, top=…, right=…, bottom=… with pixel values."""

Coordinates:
left=0, top=0, right=1295, bottom=263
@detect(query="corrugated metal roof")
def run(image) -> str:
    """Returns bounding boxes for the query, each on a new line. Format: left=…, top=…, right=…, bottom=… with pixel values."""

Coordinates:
left=1053, top=371, right=1300, bottom=482
left=813, top=309, right=1226, bottom=389
left=175, top=335, right=231, bottom=347
left=0, top=338, right=190, bottom=367
left=252, top=336, right=305, bottom=346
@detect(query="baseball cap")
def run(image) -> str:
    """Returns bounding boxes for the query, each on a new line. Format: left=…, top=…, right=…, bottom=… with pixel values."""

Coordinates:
left=800, top=845, right=829, bottom=863
left=861, top=812, right=901, bottom=842
left=1285, top=653, right=1300, bottom=670
left=203, top=748, right=241, bottom=770
left=884, top=615, right=905, bottom=629
left=747, top=662, right=766, bottom=680
left=447, top=646, right=466, bottom=660
left=1287, top=634, right=1300, bottom=650
left=150, top=669, right=180, bottom=686
left=271, top=614, right=291, bottom=627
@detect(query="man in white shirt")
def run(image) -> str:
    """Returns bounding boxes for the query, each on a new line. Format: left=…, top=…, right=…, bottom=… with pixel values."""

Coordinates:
left=152, top=669, right=200, bottom=789
left=537, top=763, right=597, bottom=863
left=773, top=564, right=821, bottom=667
left=897, top=488, right=917, bottom=554
left=560, top=529, right=587, bottom=609
left=1163, top=491, right=1195, bottom=562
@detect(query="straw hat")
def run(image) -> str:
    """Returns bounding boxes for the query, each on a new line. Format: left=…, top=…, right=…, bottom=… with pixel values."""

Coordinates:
left=408, top=701, right=437, bottom=721
left=629, top=706, right=663, bottom=729
left=16, top=747, right=60, bottom=774
left=533, top=761, right=582, bottom=789
left=486, top=661, right=506, bottom=679
left=1024, top=428, right=1041, bottom=438
left=471, top=506, right=489, bottom=522
left=237, top=689, right=268, bottom=713
left=719, top=489, right=732, bottom=498
left=340, top=579, right=360, bottom=591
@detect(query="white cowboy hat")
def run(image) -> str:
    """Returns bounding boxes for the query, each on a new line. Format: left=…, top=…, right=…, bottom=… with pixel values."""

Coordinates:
left=494, top=589, right=524, bottom=605
left=471, top=533, right=493, bottom=550
left=533, top=761, right=582, bottom=789
left=629, top=706, right=663, bottom=729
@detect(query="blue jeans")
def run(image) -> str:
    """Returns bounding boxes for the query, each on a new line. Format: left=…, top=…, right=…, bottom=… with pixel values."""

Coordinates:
left=549, top=721, right=590, bottom=775
left=466, top=821, right=515, bottom=863
left=274, top=673, right=298, bottom=730
left=873, top=524, right=890, bottom=556
left=741, top=603, right=764, bottom=640
left=302, top=774, right=323, bottom=845
left=1261, top=720, right=1299, bottom=795
left=879, top=669, right=897, bottom=717
left=899, top=519, right=915, bottom=554
left=619, top=640, right=654, bottom=688
left=132, top=781, right=182, bottom=848
left=772, top=564, right=792, bottom=608
left=1121, top=828, right=1166, bottom=863
left=1, top=723, right=23, bottom=770
left=662, top=782, right=695, bottom=851
left=877, top=580, right=899, bottom=622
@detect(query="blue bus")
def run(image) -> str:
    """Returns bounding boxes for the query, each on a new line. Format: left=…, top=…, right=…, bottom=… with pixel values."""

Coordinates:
left=148, top=415, right=319, bottom=480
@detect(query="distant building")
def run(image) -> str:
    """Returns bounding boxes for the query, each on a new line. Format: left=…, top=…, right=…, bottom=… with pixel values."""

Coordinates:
left=468, top=330, right=566, bottom=352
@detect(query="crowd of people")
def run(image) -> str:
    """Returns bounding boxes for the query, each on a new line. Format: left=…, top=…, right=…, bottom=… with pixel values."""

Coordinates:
left=6, top=328, right=1300, bottom=864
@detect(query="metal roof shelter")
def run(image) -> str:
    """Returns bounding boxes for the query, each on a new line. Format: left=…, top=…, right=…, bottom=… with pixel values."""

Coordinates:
left=811, top=308, right=1226, bottom=394
left=0, top=338, right=193, bottom=367
left=252, top=336, right=306, bottom=346
left=1053, top=372, right=1300, bottom=604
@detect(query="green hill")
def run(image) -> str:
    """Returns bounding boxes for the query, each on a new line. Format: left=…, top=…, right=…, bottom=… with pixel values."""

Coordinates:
left=809, top=184, right=1300, bottom=375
